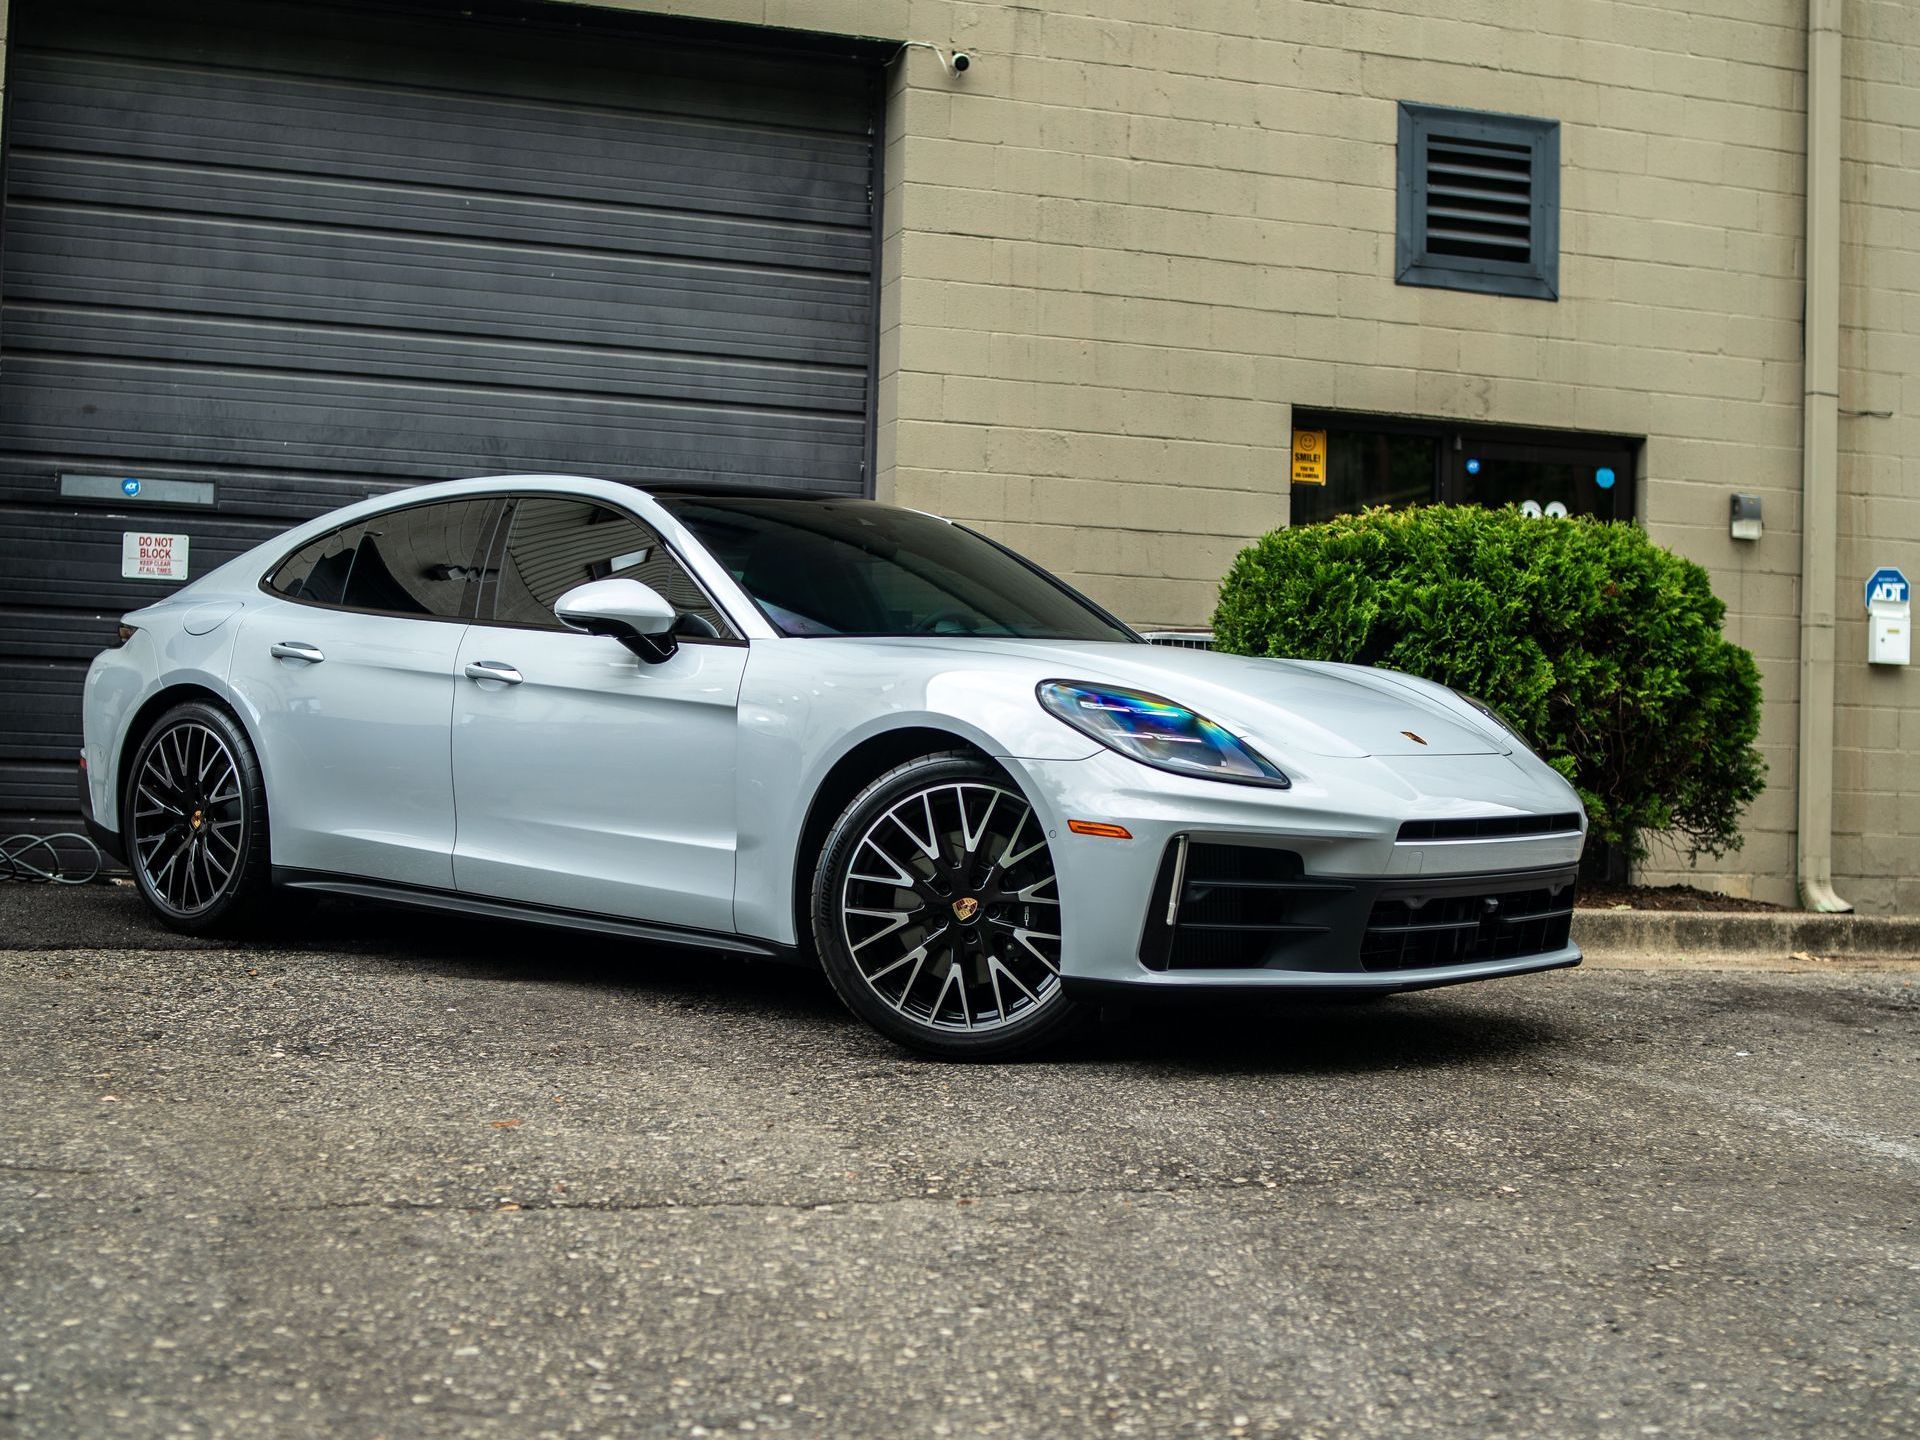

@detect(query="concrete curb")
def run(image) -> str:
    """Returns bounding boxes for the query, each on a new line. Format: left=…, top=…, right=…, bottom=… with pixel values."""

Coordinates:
left=1573, top=908, right=1920, bottom=964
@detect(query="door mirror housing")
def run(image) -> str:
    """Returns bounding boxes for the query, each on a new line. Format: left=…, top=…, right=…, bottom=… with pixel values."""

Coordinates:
left=554, top=578, right=679, bottom=663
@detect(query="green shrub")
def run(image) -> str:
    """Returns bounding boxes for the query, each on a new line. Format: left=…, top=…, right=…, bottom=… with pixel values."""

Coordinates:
left=1211, top=505, right=1765, bottom=860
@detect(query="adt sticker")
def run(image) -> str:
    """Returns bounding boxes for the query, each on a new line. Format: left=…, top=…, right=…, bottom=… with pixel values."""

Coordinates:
left=1864, top=566, right=1910, bottom=608
left=121, top=478, right=141, bottom=498
left=1595, top=466, right=1617, bottom=490
left=122, top=531, right=189, bottom=581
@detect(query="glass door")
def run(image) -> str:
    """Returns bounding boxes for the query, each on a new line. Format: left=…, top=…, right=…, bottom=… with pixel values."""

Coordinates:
left=1445, top=432, right=1634, bottom=522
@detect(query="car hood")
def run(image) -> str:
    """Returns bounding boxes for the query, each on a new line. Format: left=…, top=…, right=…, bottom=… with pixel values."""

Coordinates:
left=852, top=639, right=1505, bottom=759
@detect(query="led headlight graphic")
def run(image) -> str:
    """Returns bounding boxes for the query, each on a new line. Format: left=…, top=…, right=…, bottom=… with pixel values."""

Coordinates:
left=1037, top=681, right=1290, bottom=788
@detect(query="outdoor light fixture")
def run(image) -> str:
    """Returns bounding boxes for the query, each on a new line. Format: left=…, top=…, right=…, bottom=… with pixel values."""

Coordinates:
left=1730, top=493, right=1763, bottom=542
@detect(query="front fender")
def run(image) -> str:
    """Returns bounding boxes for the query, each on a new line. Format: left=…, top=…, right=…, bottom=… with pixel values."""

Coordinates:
left=730, top=641, right=1098, bottom=945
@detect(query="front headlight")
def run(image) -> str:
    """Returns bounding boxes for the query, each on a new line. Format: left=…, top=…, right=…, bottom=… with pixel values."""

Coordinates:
left=1037, top=681, right=1290, bottom=788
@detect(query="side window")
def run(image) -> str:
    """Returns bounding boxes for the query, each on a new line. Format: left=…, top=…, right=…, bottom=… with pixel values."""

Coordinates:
left=484, top=497, right=733, bottom=639
left=267, top=499, right=499, bottom=619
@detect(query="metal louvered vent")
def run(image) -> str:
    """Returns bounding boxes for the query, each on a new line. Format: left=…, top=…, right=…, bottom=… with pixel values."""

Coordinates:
left=1424, top=134, right=1533, bottom=263
left=1396, top=102, right=1559, bottom=301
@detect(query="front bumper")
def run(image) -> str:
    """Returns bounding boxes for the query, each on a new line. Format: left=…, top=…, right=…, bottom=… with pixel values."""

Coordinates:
left=1063, top=947, right=1581, bottom=1002
left=1069, top=844, right=1579, bottom=998
left=1015, top=748, right=1585, bottom=992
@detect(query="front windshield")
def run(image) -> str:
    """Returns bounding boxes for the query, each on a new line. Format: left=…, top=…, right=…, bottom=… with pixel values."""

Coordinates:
left=660, top=496, right=1137, bottom=642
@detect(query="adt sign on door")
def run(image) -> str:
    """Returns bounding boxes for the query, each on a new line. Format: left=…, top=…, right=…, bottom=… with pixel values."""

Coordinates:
left=122, top=531, right=189, bottom=581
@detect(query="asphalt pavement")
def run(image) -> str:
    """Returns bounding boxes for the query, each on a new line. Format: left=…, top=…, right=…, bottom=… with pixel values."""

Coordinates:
left=2, top=883, right=1916, bottom=1439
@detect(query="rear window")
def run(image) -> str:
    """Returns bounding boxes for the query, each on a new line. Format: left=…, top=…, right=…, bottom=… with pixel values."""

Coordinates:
left=267, top=499, right=498, bottom=619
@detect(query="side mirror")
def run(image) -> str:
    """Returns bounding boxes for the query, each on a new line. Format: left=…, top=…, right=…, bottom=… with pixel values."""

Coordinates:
left=555, top=578, right=679, bottom=663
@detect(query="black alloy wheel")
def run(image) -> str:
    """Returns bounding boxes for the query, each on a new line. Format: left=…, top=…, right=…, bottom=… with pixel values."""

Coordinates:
left=812, top=751, right=1082, bottom=1059
left=125, top=701, right=271, bottom=933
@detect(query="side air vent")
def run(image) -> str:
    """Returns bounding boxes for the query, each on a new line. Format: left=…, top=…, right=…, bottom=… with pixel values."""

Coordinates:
left=1139, top=631, right=1215, bottom=651
left=1138, top=843, right=1350, bottom=970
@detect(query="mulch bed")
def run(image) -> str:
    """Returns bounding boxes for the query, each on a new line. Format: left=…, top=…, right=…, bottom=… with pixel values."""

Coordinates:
left=1577, top=882, right=1791, bottom=913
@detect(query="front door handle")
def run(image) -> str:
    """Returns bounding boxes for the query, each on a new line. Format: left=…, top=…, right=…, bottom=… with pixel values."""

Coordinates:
left=270, top=641, right=325, bottom=663
left=464, top=660, right=524, bottom=686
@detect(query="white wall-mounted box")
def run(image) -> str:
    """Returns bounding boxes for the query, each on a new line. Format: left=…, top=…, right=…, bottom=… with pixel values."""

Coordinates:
left=1868, top=599, right=1910, bottom=666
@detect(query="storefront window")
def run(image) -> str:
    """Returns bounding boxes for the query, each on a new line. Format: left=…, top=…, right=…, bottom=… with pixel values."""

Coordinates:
left=1288, top=412, right=1636, bottom=525
left=1289, top=430, right=1437, bottom=527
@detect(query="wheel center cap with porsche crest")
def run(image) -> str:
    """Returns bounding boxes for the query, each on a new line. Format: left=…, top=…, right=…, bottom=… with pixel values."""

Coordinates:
left=951, top=895, right=981, bottom=923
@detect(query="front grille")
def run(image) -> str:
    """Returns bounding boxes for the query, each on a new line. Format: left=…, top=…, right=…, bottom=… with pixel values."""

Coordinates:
left=1138, top=841, right=1579, bottom=976
left=1359, top=877, right=1576, bottom=972
left=1397, top=812, right=1582, bottom=843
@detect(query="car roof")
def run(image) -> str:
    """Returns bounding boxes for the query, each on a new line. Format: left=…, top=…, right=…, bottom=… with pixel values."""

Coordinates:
left=644, top=485, right=874, bottom=504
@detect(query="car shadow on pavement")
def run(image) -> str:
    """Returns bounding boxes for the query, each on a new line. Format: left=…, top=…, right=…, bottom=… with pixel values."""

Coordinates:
left=1062, top=993, right=1571, bottom=1076
left=316, top=901, right=1571, bottom=1078
left=13, top=884, right=1575, bottom=1078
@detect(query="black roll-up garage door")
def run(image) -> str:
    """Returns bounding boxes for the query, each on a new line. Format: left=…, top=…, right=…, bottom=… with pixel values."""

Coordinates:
left=0, top=0, right=883, bottom=842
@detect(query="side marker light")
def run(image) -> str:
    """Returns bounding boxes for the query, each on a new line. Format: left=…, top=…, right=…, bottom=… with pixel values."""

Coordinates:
left=1067, top=820, right=1133, bottom=840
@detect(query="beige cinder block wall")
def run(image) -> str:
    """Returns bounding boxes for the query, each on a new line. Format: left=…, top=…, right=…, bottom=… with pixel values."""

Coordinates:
left=659, top=1, right=1916, bottom=910
left=4, top=0, right=1912, bottom=909
left=722, top=1, right=1826, bottom=906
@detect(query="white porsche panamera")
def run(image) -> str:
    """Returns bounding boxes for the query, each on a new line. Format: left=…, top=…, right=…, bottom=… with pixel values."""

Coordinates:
left=82, top=475, right=1587, bottom=1057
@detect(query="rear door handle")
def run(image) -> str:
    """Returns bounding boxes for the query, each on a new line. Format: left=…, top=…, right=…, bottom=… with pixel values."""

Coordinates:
left=464, top=660, right=524, bottom=686
left=270, top=641, right=325, bottom=663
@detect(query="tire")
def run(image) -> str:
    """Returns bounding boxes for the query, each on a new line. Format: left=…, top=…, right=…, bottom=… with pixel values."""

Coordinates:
left=811, top=751, right=1084, bottom=1060
left=123, top=700, right=273, bottom=935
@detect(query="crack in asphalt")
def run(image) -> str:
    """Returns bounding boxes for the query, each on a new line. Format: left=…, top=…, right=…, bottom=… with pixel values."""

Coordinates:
left=281, top=1178, right=1261, bottom=1216
left=0, top=1181, right=1296, bottom=1237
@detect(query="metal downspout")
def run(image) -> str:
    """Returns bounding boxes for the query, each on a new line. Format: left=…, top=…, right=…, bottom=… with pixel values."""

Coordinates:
left=1796, top=0, right=1851, bottom=912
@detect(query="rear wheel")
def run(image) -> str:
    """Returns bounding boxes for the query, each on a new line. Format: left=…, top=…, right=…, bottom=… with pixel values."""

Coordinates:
left=125, top=701, right=271, bottom=934
left=812, top=752, right=1082, bottom=1059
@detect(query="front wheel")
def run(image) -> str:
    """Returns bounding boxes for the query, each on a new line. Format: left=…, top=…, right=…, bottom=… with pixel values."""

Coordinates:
left=124, top=700, right=272, bottom=934
left=811, top=752, right=1082, bottom=1059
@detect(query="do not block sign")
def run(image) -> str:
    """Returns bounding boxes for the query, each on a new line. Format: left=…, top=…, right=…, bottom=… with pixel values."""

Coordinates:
left=122, top=531, right=190, bottom=581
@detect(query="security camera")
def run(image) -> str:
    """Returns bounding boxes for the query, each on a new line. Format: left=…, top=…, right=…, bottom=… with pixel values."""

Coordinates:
left=895, top=40, right=973, bottom=79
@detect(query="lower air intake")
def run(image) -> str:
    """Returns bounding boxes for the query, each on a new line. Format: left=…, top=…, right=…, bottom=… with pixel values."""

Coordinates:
left=1360, top=878, right=1576, bottom=972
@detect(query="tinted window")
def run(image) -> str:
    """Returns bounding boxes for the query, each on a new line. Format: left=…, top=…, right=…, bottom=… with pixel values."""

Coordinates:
left=484, top=497, right=732, bottom=638
left=1288, top=412, right=1636, bottom=525
left=661, top=497, right=1135, bottom=642
left=268, top=499, right=498, bottom=618
left=1289, top=429, right=1438, bottom=526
